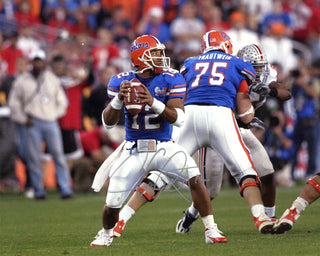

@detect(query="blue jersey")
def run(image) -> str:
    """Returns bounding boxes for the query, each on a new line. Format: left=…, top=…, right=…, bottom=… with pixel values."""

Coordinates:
left=107, top=69, right=186, bottom=141
left=181, top=51, right=256, bottom=110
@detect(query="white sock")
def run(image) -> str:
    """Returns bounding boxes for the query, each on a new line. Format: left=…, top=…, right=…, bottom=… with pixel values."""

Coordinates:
left=188, top=203, right=200, bottom=218
left=291, top=197, right=309, bottom=213
left=201, top=215, right=215, bottom=229
left=119, top=205, right=136, bottom=222
left=251, top=204, right=265, bottom=218
left=264, top=206, right=276, bottom=218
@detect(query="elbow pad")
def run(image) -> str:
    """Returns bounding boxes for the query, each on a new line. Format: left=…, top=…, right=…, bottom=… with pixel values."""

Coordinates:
left=172, top=108, right=185, bottom=127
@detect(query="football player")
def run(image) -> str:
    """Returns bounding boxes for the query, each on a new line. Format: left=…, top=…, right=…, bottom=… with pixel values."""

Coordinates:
left=175, top=44, right=292, bottom=234
left=113, top=32, right=280, bottom=237
left=273, top=173, right=320, bottom=233
left=90, top=35, right=226, bottom=247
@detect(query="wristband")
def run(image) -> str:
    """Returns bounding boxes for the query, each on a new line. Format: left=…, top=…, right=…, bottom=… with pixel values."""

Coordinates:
left=172, top=108, right=185, bottom=127
left=110, top=95, right=123, bottom=110
left=151, top=98, right=165, bottom=114
left=269, top=87, right=278, bottom=97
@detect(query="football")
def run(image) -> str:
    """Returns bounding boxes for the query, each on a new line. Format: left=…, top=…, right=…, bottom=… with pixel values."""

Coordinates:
left=124, top=78, right=145, bottom=115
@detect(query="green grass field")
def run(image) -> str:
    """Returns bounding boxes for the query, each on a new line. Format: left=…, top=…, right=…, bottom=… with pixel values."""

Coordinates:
left=1, top=184, right=319, bottom=256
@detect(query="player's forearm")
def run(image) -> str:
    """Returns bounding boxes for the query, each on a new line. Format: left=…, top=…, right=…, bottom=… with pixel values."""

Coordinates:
left=102, top=104, right=121, bottom=128
left=236, top=93, right=255, bottom=124
left=269, top=82, right=291, bottom=101
left=162, top=107, right=185, bottom=126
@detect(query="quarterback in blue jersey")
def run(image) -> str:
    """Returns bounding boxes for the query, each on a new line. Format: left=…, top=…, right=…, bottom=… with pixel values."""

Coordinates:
left=90, top=35, right=226, bottom=247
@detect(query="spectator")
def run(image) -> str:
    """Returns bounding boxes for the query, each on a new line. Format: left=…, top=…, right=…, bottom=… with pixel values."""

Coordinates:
left=0, top=31, right=23, bottom=76
left=16, top=24, right=42, bottom=60
left=285, top=0, right=312, bottom=43
left=71, top=126, right=119, bottom=193
left=260, top=0, right=293, bottom=37
left=90, top=27, right=120, bottom=73
left=0, top=0, right=16, bottom=22
left=0, top=56, right=19, bottom=192
left=86, top=65, right=116, bottom=126
left=51, top=55, right=88, bottom=171
left=170, top=1, right=205, bottom=67
left=136, top=6, right=172, bottom=47
left=76, top=0, right=101, bottom=30
left=264, top=109, right=295, bottom=187
left=6, top=55, right=35, bottom=197
left=8, top=49, right=73, bottom=200
left=239, top=0, right=273, bottom=27
left=226, top=11, right=260, bottom=55
left=102, top=5, right=134, bottom=46
left=46, top=6, right=75, bottom=41
left=42, top=0, right=79, bottom=25
left=200, top=4, right=230, bottom=32
left=291, top=65, right=320, bottom=180
left=260, top=23, right=298, bottom=76
left=15, top=0, right=41, bottom=25
left=306, top=0, right=320, bottom=60
left=100, top=0, right=141, bottom=29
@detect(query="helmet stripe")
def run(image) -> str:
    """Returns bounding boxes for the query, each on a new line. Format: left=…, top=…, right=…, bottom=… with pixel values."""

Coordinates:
left=252, top=44, right=263, bottom=61
left=205, top=32, right=210, bottom=49
left=149, top=35, right=161, bottom=44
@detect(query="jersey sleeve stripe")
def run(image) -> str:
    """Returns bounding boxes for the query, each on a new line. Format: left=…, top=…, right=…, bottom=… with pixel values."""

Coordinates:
left=107, top=89, right=118, bottom=98
left=170, top=88, right=186, bottom=93
left=173, top=84, right=186, bottom=88
left=108, top=87, right=120, bottom=93
left=241, top=69, right=256, bottom=82
left=169, top=93, right=186, bottom=97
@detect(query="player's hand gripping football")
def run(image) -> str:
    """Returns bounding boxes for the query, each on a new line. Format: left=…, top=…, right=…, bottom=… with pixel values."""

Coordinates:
left=136, top=84, right=154, bottom=106
left=118, top=80, right=131, bottom=101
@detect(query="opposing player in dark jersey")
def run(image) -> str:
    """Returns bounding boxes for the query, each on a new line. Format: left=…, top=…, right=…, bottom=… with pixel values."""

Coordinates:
left=90, top=35, right=226, bottom=247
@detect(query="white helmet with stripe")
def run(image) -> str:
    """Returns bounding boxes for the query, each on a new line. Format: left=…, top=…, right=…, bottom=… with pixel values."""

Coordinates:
left=237, top=44, right=268, bottom=79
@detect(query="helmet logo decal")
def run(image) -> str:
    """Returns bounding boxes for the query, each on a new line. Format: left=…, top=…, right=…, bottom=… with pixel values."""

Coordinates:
left=220, top=32, right=230, bottom=40
left=130, top=42, right=150, bottom=52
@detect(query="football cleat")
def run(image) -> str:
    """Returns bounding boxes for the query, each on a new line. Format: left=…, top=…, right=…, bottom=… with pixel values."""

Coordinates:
left=176, top=210, right=199, bottom=233
left=90, top=229, right=114, bottom=247
left=253, top=212, right=276, bottom=234
left=113, top=219, right=126, bottom=238
left=94, top=228, right=105, bottom=239
left=205, top=225, right=228, bottom=243
left=272, top=208, right=300, bottom=234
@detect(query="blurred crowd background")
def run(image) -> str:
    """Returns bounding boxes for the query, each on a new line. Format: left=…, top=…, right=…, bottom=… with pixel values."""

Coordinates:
left=0, top=0, right=320, bottom=196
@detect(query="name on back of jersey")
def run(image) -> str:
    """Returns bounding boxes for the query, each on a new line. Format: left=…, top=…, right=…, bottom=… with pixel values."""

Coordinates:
left=198, top=53, right=232, bottom=61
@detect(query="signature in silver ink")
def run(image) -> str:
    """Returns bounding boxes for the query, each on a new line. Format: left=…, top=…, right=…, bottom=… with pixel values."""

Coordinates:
left=106, top=145, right=209, bottom=203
